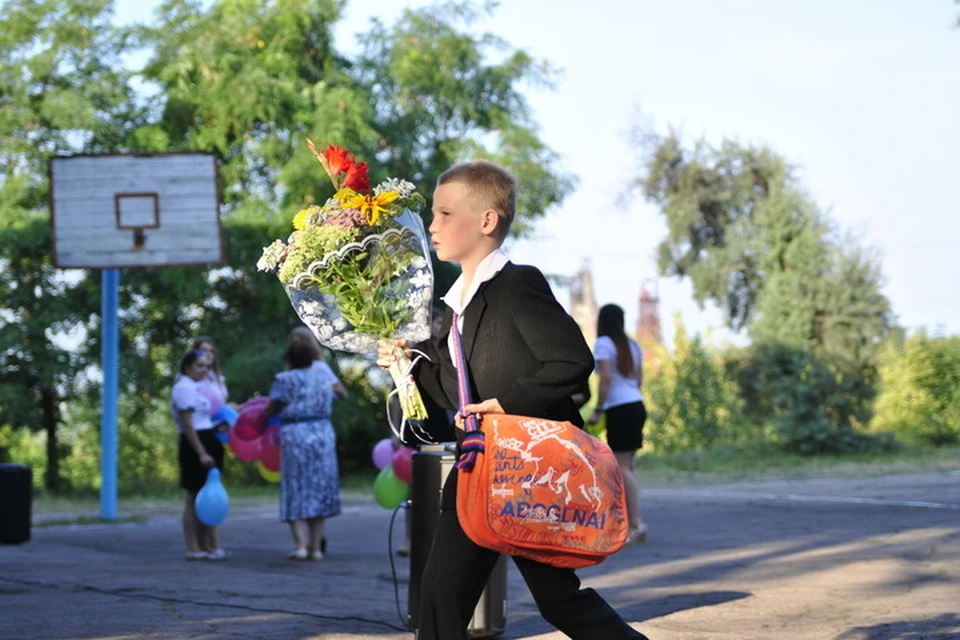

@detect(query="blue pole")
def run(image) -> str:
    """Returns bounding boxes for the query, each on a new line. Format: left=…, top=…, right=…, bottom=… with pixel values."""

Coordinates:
left=100, top=269, right=119, bottom=520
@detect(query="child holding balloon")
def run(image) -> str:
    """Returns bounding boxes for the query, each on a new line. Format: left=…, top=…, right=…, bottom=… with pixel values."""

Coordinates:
left=172, top=348, right=228, bottom=561
left=191, top=336, right=236, bottom=435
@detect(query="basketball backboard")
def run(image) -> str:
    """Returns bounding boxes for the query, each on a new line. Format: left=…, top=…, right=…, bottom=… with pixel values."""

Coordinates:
left=50, top=153, right=223, bottom=269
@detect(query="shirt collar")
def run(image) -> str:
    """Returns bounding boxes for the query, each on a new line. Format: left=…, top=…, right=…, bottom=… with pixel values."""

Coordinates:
left=442, top=249, right=509, bottom=316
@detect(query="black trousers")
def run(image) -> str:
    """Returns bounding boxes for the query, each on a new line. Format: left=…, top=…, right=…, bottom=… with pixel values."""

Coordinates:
left=417, top=468, right=649, bottom=640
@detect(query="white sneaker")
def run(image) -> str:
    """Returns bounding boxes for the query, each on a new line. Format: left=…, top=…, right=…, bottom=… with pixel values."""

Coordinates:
left=627, top=524, right=648, bottom=544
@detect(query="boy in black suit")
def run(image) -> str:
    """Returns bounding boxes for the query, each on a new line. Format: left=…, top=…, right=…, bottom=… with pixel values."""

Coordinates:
left=378, top=161, right=649, bottom=640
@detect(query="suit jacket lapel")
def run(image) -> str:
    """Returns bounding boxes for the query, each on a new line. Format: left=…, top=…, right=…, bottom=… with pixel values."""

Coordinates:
left=462, top=285, right=489, bottom=361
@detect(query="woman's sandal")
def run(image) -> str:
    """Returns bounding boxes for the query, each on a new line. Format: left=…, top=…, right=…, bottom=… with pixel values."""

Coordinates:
left=287, top=547, right=308, bottom=561
left=206, top=548, right=230, bottom=561
left=185, top=551, right=209, bottom=561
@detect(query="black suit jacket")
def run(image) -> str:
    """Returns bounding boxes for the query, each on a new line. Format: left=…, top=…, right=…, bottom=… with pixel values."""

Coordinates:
left=414, top=262, right=593, bottom=429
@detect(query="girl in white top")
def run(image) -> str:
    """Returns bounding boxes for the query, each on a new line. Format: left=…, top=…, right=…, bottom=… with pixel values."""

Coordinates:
left=172, top=348, right=228, bottom=561
left=587, top=303, right=648, bottom=544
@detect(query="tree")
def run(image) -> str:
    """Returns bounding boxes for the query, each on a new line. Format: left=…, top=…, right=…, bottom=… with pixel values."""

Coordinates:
left=632, top=132, right=795, bottom=331
left=354, top=2, right=576, bottom=238
left=731, top=341, right=886, bottom=454
left=644, top=317, right=743, bottom=453
left=872, top=333, right=960, bottom=445
left=1, top=0, right=578, bottom=486
left=0, top=0, right=138, bottom=489
left=633, top=131, right=891, bottom=368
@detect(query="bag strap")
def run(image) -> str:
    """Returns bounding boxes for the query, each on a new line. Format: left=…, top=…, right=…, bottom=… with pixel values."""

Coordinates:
left=450, top=311, right=484, bottom=471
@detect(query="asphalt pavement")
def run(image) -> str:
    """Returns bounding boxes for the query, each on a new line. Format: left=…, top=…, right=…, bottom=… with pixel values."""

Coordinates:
left=2, top=470, right=959, bottom=640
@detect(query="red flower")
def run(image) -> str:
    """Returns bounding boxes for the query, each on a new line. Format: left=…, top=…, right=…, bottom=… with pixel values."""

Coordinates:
left=323, top=144, right=354, bottom=178
left=307, top=138, right=358, bottom=189
left=342, top=161, right=370, bottom=193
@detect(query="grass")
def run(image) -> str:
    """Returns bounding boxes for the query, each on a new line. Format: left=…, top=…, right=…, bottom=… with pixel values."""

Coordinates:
left=637, top=442, right=960, bottom=485
left=28, top=442, right=960, bottom=525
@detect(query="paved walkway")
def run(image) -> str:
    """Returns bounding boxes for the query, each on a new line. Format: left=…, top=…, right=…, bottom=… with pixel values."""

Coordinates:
left=2, top=471, right=959, bottom=639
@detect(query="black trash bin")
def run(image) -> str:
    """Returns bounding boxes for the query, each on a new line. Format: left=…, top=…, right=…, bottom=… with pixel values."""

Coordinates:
left=0, top=463, right=32, bottom=544
left=408, top=444, right=507, bottom=638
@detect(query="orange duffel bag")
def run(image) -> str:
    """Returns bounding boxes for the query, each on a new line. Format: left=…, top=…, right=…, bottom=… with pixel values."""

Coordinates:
left=448, top=313, right=628, bottom=569
left=455, top=413, right=629, bottom=569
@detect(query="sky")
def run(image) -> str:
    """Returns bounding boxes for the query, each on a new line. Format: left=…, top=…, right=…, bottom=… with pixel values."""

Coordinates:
left=115, top=0, right=960, bottom=346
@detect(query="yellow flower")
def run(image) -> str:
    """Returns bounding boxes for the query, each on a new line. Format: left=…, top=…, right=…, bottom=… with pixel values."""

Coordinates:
left=292, top=208, right=311, bottom=230
left=334, top=188, right=358, bottom=204
left=342, top=190, right=400, bottom=225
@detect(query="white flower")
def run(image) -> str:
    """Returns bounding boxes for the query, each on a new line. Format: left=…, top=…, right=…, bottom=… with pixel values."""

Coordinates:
left=411, top=256, right=428, bottom=269
left=257, top=240, right=287, bottom=272
left=374, top=178, right=416, bottom=198
left=333, top=317, right=348, bottom=331
left=410, top=270, right=432, bottom=289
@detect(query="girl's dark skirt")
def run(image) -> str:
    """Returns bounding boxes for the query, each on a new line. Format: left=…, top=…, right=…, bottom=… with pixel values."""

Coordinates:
left=604, top=400, right=647, bottom=452
left=178, top=430, right=225, bottom=494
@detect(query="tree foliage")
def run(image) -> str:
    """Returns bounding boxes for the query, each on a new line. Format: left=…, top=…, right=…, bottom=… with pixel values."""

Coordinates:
left=634, top=133, right=795, bottom=331
left=633, top=132, right=892, bottom=369
left=0, top=0, right=577, bottom=489
left=644, top=317, right=743, bottom=453
left=730, top=342, right=889, bottom=454
left=872, top=333, right=960, bottom=445
left=0, top=0, right=137, bottom=488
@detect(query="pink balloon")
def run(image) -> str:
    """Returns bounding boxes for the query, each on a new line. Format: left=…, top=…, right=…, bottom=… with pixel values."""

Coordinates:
left=391, top=446, right=414, bottom=483
left=200, top=385, right=224, bottom=415
left=258, top=425, right=281, bottom=473
left=371, top=438, right=394, bottom=470
left=241, top=396, right=269, bottom=411
left=234, top=405, right=268, bottom=442
left=227, top=423, right=263, bottom=462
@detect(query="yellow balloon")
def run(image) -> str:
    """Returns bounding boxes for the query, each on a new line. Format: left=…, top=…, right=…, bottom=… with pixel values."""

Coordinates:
left=257, top=460, right=280, bottom=483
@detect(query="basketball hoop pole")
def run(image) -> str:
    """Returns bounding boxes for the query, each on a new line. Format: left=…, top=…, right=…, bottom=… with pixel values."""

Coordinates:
left=100, top=269, right=119, bottom=520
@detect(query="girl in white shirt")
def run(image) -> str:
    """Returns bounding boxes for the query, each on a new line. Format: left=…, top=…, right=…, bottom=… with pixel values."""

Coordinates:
left=587, top=304, right=648, bottom=544
left=172, top=348, right=227, bottom=560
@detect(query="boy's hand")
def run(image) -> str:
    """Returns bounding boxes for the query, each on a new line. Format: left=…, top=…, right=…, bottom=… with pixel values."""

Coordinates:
left=376, top=339, right=411, bottom=369
left=457, top=398, right=505, bottom=428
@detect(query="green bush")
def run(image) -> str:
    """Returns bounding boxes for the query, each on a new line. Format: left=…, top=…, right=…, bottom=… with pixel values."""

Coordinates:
left=732, top=341, right=892, bottom=454
left=872, top=333, right=960, bottom=445
left=644, top=319, right=745, bottom=453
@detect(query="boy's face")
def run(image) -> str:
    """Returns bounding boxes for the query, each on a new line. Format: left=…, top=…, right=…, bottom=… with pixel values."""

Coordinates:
left=430, top=181, right=495, bottom=264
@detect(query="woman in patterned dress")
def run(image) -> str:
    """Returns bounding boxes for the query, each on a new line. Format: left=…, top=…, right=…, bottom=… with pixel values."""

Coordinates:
left=265, top=331, right=343, bottom=561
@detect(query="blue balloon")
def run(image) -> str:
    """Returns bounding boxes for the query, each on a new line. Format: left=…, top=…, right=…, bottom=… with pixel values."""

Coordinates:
left=212, top=405, right=239, bottom=427
left=195, top=468, right=229, bottom=526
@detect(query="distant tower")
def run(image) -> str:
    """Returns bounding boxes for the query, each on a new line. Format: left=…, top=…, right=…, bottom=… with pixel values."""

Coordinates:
left=636, top=279, right=662, bottom=346
left=570, top=259, right=598, bottom=347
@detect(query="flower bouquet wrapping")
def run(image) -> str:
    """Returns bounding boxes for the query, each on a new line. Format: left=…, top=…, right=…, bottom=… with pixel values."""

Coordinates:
left=257, top=140, right=433, bottom=421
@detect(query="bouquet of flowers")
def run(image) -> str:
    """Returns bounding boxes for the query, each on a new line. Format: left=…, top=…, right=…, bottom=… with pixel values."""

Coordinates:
left=257, top=140, right=433, bottom=421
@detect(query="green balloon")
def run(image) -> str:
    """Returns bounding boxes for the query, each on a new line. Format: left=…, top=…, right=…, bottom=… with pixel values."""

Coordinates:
left=373, top=466, right=409, bottom=509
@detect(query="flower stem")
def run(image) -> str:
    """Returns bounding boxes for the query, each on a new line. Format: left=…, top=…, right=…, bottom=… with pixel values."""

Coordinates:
left=383, top=343, right=429, bottom=422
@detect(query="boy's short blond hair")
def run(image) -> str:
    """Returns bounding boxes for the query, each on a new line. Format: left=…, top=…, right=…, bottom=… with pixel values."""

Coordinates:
left=437, top=160, right=516, bottom=242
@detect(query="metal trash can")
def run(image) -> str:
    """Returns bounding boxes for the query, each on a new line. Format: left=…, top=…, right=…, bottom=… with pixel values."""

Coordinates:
left=0, top=463, right=32, bottom=544
left=408, top=444, right=507, bottom=638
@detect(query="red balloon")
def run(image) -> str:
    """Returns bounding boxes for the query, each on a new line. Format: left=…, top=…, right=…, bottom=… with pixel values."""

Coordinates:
left=227, top=423, right=263, bottom=462
left=241, top=396, right=269, bottom=411
left=258, top=425, right=282, bottom=473
left=234, top=405, right=268, bottom=441
left=391, top=446, right=414, bottom=484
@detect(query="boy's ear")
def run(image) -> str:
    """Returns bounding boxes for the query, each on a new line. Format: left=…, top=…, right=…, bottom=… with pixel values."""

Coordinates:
left=480, top=208, right=500, bottom=237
